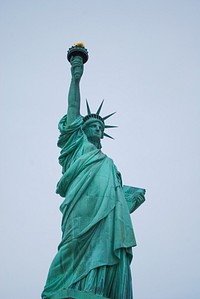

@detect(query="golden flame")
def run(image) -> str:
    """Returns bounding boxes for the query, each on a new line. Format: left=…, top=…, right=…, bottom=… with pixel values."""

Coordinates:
left=74, top=42, right=85, bottom=48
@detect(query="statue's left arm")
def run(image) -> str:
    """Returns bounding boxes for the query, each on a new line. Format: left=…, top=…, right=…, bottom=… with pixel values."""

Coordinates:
left=123, top=185, right=146, bottom=213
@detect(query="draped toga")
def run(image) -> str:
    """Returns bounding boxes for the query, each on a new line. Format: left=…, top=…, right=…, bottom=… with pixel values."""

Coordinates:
left=41, top=115, right=145, bottom=299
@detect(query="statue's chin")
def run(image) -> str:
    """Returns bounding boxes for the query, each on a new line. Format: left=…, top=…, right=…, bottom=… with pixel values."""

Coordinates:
left=87, top=135, right=101, bottom=142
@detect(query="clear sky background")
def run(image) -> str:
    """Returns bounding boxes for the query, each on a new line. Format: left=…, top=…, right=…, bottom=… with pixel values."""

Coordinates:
left=1, top=1, right=200, bottom=298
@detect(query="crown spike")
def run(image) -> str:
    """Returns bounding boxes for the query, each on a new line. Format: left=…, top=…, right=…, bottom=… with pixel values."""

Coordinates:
left=104, top=125, right=118, bottom=128
left=86, top=99, right=91, bottom=114
left=103, top=112, right=116, bottom=121
left=96, top=100, right=104, bottom=115
left=104, top=132, right=114, bottom=139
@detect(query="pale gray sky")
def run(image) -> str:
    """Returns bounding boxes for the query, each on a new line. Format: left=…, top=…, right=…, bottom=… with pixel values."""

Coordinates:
left=1, top=1, right=200, bottom=298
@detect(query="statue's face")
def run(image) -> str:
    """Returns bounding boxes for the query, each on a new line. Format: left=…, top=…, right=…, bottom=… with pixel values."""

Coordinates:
left=84, top=120, right=104, bottom=140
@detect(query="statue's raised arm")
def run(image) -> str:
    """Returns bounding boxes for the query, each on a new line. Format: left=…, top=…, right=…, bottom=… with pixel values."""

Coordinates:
left=66, top=43, right=88, bottom=125
left=67, top=56, right=83, bottom=125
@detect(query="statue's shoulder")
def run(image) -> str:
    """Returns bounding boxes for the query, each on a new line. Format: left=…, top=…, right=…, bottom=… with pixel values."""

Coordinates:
left=58, top=114, right=83, bottom=132
left=57, top=115, right=84, bottom=149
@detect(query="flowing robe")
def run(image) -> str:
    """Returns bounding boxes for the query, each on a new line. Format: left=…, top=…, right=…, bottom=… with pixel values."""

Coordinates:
left=42, top=115, right=145, bottom=299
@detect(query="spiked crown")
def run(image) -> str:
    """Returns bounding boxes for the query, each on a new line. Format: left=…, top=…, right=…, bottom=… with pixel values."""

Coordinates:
left=83, top=100, right=117, bottom=139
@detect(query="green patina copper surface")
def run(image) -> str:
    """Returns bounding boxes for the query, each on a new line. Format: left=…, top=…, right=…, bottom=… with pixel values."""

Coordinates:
left=42, top=45, right=145, bottom=299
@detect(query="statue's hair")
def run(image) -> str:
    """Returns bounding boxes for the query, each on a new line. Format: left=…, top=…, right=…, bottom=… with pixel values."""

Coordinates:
left=83, top=114, right=104, bottom=125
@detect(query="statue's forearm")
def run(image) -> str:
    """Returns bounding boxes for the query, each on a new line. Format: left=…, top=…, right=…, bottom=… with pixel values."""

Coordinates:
left=66, top=55, right=84, bottom=125
left=67, top=79, right=81, bottom=125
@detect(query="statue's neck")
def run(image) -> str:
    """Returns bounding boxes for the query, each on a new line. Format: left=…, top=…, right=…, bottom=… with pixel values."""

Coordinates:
left=87, top=137, right=102, bottom=149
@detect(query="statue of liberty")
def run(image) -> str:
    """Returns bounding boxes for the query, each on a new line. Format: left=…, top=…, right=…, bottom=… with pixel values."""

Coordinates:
left=42, top=43, right=145, bottom=299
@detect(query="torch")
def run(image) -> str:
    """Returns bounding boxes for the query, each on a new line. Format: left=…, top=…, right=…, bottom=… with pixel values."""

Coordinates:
left=67, top=42, right=89, bottom=64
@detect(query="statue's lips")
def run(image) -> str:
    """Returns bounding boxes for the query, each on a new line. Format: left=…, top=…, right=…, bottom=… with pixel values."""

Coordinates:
left=93, top=132, right=102, bottom=138
left=89, top=131, right=102, bottom=139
